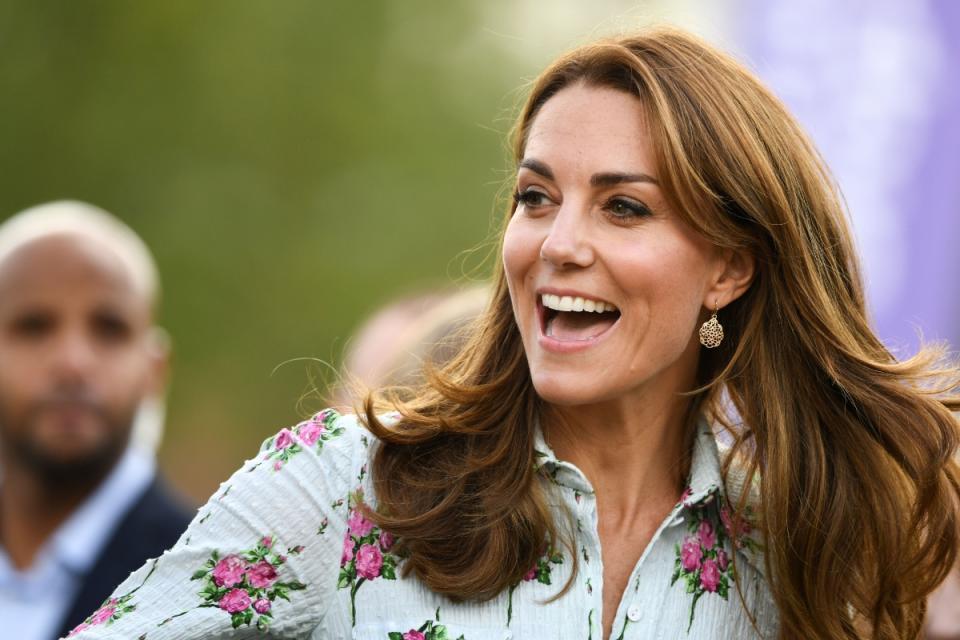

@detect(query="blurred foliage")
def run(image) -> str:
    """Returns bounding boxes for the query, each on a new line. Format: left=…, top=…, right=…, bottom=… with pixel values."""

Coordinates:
left=0, top=0, right=525, bottom=500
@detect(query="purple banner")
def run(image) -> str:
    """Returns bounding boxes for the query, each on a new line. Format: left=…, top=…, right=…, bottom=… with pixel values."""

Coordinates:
left=736, top=0, right=960, bottom=355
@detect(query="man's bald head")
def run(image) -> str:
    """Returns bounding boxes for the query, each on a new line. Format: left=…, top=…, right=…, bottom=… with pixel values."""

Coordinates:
left=0, top=201, right=167, bottom=484
left=0, top=200, right=160, bottom=311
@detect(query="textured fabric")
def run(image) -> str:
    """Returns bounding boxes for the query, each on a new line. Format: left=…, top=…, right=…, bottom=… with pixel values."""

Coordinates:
left=63, top=410, right=778, bottom=640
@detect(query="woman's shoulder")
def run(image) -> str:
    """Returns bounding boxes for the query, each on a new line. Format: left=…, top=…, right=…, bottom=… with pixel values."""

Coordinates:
left=60, top=409, right=399, bottom=639
left=248, top=407, right=403, bottom=477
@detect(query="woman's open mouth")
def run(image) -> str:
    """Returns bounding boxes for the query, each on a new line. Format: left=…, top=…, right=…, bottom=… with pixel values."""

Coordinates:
left=538, top=293, right=621, bottom=343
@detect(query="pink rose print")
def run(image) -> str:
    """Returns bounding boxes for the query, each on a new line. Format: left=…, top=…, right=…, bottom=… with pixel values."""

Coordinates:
left=257, top=409, right=345, bottom=471
left=720, top=503, right=754, bottom=547
left=339, top=483, right=401, bottom=626
left=507, top=547, right=564, bottom=625
left=274, top=428, right=295, bottom=450
left=67, top=622, right=90, bottom=636
left=379, top=530, right=395, bottom=552
left=212, top=554, right=247, bottom=587
left=698, top=520, right=716, bottom=550
left=717, top=549, right=729, bottom=571
left=219, top=588, right=252, bottom=613
left=89, top=601, right=116, bottom=625
left=67, top=564, right=151, bottom=635
left=672, top=487, right=758, bottom=632
left=341, top=536, right=356, bottom=565
left=720, top=504, right=732, bottom=534
left=680, top=537, right=703, bottom=572
left=679, top=486, right=693, bottom=505
left=387, top=610, right=463, bottom=640
left=700, top=558, right=720, bottom=592
left=297, top=418, right=324, bottom=446
left=183, top=537, right=307, bottom=632
left=355, top=543, right=384, bottom=580
left=247, top=560, right=279, bottom=588
left=348, top=509, right=375, bottom=537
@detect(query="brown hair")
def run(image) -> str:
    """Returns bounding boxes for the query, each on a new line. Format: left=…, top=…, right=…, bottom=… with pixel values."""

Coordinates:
left=363, top=27, right=960, bottom=639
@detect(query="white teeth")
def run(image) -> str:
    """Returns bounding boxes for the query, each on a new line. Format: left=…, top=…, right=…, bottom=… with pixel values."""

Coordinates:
left=541, top=293, right=617, bottom=313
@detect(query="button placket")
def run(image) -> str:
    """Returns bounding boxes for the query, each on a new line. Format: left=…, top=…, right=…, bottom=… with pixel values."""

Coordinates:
left=574, top=488, right=603, bottom=638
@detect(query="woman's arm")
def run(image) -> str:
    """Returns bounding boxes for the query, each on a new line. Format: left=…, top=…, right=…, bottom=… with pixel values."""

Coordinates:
left=62, top=409, right=362, bottom=640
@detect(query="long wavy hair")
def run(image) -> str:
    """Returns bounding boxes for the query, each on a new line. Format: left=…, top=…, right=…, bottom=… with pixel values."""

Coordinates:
left=362, top=27, right=960, bottom=639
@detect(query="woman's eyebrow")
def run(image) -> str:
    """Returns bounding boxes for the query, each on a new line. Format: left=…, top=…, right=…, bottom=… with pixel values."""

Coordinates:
left=590, top=171, right=659, bottom=187
left=518, top=159, right=659, bottom=187
left=518, top=158, right=554, bottom=180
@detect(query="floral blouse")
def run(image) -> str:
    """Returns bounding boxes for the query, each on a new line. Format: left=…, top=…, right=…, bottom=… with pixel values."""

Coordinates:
left=63, top=409, right=778, bottom=639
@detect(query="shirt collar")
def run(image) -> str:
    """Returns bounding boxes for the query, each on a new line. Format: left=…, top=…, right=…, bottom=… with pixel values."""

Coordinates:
left=679, top=418, right=726, bottom=509
left=50, top=446, right=156, bottom=574
left=533, top=414, right=725, bottom=506
left=532, top=421, right=593, bottom=495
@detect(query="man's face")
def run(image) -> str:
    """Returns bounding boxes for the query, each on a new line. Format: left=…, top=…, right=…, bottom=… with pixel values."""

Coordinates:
left=0, top=233, right=163, bottom=480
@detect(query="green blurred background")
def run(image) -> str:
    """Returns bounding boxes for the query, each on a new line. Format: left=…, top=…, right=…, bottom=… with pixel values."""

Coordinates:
left=0, top=1, right=722, bottom=501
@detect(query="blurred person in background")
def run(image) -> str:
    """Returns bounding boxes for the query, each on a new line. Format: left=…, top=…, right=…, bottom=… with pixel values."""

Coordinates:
left=0, top=201, right=192, bottom=640
left=330, top=284, right=490, bottom=407
left=65, top=27, right=960, bottom=640
left=929, top=572, right=960, bottom=640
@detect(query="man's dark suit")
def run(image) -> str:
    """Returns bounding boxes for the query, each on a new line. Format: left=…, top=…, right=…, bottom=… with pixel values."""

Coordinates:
left=54, top=477, right=193, bottom=639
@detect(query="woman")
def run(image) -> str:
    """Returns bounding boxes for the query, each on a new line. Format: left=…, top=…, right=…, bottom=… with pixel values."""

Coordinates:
left=66, top=27, right=960, bottom=640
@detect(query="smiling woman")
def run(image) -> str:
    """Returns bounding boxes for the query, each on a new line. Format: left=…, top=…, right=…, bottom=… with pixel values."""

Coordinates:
left=65, top=26, right=960, bottom=640
left=503, top=83, right=749, bottom=410
left=364, top=26, right=960, bottom=640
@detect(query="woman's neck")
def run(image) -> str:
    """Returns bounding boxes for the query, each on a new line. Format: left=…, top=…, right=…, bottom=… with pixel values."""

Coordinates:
left=543, top=391, right=692, bottom=519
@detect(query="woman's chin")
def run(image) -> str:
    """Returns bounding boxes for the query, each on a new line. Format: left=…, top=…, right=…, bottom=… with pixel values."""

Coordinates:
left=531, top=375, right=620, bottom=408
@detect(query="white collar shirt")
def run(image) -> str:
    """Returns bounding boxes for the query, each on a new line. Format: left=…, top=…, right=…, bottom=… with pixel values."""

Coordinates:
left=0, top=447, right=155, bottom=640
left=64, top=411, right=777, bottom=640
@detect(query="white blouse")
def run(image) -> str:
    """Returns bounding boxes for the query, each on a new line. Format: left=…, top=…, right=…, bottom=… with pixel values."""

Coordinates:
left=63, top=409, right=778, bottom=639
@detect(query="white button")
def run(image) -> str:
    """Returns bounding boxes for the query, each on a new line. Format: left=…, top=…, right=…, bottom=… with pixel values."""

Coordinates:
left=627, top=604, right=643, bottom=622
left=503, top=632, right=513, bottom=640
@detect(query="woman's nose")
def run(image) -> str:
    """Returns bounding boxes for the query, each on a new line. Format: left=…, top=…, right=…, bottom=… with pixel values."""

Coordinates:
left=538, top=203, right=594, bottom=269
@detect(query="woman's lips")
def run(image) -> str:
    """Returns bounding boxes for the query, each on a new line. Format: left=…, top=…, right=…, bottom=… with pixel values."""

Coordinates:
left=536, top=297, right=621, bottom=352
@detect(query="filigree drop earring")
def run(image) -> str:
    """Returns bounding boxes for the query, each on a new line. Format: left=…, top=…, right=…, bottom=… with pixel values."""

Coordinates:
left=699, top=302, right=724, bottom=348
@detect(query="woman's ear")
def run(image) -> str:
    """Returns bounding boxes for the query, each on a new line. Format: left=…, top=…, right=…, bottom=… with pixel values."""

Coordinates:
left=706, top=248, right=755, bottom=309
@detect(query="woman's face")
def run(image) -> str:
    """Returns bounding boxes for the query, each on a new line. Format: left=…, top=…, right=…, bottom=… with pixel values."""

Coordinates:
left=502, top=83, right=727, bottom=407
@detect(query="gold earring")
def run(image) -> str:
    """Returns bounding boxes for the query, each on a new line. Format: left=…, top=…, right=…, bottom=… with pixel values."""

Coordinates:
left=699, top=302, right=723, bottom=348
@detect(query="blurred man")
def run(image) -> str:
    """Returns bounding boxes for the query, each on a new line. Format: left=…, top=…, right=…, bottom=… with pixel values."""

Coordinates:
left=0, top=201, right=192, bottom=640
left=330, top=284, right=489, bottom=409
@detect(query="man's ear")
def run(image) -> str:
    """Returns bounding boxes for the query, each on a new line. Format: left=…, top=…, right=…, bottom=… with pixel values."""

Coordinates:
left=145, top=326, right=171, bottom=396
left=705, top=248, right=755, bottom=309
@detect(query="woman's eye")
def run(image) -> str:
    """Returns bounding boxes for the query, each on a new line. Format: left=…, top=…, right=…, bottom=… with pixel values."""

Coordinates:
left=513, top=189, right=551, bottom=208
left=605, top=197, right=651, bottom=219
